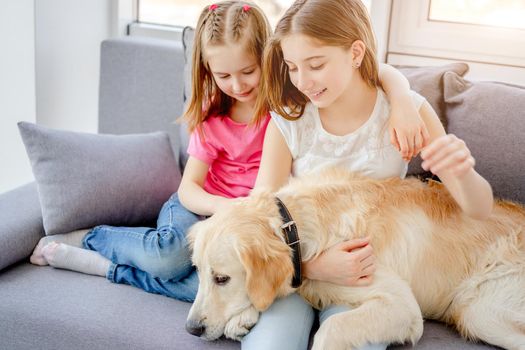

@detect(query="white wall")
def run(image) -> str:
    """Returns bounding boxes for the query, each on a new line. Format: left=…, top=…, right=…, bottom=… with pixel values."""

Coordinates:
left=0, top=0, right=36, bottom=193
left=35, top=0, right=113, bottom=132
left=0, top=0, right=115, bottom=194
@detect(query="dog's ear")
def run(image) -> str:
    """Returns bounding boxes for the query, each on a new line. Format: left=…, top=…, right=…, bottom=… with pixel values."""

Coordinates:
left=187, top=220, right=206, bottom=250
left=187, top=219, right=211, bottom=266
left=239, top=240, right=294, bottom=311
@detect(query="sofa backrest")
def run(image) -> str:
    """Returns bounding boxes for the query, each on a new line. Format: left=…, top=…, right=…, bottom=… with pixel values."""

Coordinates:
left=98, top=36, right=186, bottom=172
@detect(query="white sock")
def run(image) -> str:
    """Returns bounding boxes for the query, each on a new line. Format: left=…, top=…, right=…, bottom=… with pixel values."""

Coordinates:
left=30, top=229, right=90, bottom=266
left=42, top=242, right=111, bottom=277
left=50, top=229, right=91, bottom=247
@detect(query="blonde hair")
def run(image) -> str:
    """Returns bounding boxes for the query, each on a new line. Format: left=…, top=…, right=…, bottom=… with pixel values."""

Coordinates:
left=182, top=1, right=271, bottom=133
left=254, top=0, right=379, bottom=122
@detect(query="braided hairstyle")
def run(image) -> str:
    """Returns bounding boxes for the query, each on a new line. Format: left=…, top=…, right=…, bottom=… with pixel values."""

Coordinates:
left=182, top=1, right=271, bottom=134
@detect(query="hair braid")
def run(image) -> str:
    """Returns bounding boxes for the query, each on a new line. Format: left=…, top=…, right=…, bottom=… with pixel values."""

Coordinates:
left=204, top=5, right=223, bottom=44
left=230, top=5, right=249, bottom=42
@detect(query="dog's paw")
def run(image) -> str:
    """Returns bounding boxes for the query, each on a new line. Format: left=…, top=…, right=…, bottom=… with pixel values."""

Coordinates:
left=312, top=317, right=349, bottom=350
left=223, top=306, right=259, bottom=341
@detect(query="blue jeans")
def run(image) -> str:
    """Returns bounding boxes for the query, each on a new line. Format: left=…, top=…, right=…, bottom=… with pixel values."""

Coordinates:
left=242, top=293, right=388, bottom=350
left=83, top=193, right=200, bottom=302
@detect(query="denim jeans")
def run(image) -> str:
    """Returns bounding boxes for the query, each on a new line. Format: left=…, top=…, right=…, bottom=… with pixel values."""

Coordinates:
left=83, top=193, right=200, bottom=302
left=242, top=293, right=388, bottom=350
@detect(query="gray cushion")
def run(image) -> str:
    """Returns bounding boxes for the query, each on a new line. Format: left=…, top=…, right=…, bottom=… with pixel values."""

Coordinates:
left=398, top=62, right=469, bottom=127
left=443, top=72, right=525, bottom=204
left=398, top=63, right=470, bottom=176
left=0, top=183, right=43, bottom=271
left=18, top=122, right=180, bottom=235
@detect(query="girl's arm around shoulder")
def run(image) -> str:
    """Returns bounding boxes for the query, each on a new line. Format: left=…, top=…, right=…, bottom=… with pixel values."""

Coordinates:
left=418, top=100, right=494, bottom=220
left=253, top=120, right=292, bottom=192
left=177, top=156, right=231, bottom=216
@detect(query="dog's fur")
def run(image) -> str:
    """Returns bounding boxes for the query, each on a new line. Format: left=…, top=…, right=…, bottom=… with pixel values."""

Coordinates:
left=187, top=168, right=525, bottom=349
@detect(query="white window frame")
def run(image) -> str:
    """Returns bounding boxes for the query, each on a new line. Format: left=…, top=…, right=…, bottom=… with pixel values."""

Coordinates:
left=124, top=0, right=185, bottom=41
left=387, top=0, right=525, bottom=84
left=114, top=0, right=140, bottom=37
left=370, top=0, right=392, bottom=63
left=129, top=22, right=185, bottom=41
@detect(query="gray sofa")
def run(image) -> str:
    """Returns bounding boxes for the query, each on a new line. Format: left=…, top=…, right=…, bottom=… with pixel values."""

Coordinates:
left=2, top=35, right=523, bottom=350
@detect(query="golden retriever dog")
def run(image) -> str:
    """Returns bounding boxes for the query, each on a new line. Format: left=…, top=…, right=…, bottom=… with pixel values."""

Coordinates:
left=186, top=167, right=525, bottom=350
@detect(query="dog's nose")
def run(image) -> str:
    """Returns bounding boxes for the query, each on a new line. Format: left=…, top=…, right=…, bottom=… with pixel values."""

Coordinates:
left=185, top=319, right=205, bottom=337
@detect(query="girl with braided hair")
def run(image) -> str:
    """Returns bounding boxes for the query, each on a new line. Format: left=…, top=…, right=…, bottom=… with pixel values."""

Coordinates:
left=29, top=1, right=272, bottom=303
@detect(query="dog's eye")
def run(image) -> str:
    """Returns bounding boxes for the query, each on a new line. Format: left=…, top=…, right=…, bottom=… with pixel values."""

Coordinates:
left=214, top=275, right=230, bottom=285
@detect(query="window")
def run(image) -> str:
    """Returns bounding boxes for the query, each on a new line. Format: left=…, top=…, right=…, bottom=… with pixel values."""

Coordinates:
left=388, top=0, right=525, bottom=85
left=138, top=0, right=294, bottom=28
left=138, top=0, right=371, bottom=28
left=131, top=0, right=373, bottom=44
left=429, top=0, right=525, bottom=30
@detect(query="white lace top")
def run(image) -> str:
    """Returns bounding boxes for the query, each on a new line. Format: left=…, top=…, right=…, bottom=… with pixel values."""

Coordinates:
left=271, top=89, right=425, bottom=179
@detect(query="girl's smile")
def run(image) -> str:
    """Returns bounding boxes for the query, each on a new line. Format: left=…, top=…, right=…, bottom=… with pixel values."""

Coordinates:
left=308, top=88, right=328, bottom=100
left=234, top=87, right=255, bottom=99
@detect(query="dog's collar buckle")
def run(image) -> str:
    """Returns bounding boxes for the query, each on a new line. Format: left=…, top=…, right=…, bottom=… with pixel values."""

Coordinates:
left=275, top=197, right=302, bottom=288
left=280, top=220, right=296, bottom=230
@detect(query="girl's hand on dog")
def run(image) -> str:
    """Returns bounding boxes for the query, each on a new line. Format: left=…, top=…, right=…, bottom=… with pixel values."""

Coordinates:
left=304, top=237, right=376, bottom=286
left=421, top=134, right=476, bottom=178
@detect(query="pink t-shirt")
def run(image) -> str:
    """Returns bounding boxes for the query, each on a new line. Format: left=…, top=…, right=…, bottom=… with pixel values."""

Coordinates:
left=187, top=113, right=270, bottom=198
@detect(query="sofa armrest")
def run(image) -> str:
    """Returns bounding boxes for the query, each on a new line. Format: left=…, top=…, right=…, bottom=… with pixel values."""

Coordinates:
left=0, top=182, right=44, bottom=271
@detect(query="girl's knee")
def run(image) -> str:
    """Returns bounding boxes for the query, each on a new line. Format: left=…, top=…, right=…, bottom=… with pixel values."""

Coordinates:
left=242, top=294, right=314, bottom=350
left=139, top=253, right=192, bottom=280
left=151, top=229, right=191, bottom=256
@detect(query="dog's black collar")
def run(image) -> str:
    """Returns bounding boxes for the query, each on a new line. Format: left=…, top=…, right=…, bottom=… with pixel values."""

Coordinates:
left=275, top=197, right=302, bottom=288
